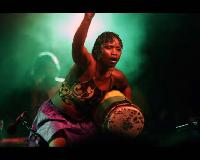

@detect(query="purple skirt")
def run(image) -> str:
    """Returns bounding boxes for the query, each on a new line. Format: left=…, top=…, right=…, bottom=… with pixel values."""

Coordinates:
left=28, top=99, right=97, bottom=146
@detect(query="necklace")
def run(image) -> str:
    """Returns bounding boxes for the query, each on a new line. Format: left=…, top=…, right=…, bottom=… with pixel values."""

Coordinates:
left=93, top=63, right=113, bottom=91
left=94, top=63, right=113, bottom=80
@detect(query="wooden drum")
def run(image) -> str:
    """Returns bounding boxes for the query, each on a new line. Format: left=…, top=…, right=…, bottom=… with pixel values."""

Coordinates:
left=94, top=90, right=144, bottom=137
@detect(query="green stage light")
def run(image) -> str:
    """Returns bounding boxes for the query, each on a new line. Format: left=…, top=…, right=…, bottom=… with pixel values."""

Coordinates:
left=12, top=13, right=147, bottom=86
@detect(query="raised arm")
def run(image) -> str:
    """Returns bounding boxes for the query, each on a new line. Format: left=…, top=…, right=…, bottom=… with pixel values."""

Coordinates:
left=72, top=13, right=95, bottom=67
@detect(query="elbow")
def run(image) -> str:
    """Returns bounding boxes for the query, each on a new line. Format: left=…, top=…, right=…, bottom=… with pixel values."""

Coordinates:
left=123, top=86, right=133, bottom=101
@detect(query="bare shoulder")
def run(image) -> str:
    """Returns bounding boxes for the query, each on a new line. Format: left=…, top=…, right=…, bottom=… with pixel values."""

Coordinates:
left=112, top=68, right=128, bottom=82
left=66, top=58, right=96, bottom=82
left=112, top=68, right=129, bottom=90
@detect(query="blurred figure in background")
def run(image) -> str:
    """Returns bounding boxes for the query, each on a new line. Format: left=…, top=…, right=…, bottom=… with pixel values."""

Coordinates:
left=29, top=51, right=62, bottom=120
left=0, top=51, right=62, bottom=146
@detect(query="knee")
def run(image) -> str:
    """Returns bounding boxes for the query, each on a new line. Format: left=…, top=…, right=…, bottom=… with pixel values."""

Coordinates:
left=49, top=137, right=69, bottom=147
left=48, top=130, right=70, bottom=147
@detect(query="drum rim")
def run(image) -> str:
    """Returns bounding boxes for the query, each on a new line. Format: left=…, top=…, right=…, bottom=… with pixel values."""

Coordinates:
left=102, top=103, right=144, bottom=128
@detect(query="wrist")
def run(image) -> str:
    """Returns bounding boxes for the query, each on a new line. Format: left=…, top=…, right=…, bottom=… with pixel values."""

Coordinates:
left=83, top=16, right=93, bottom=22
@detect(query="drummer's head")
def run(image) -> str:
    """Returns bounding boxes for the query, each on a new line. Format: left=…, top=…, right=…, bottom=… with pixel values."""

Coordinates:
left=92, top=32, right=123, bottom=67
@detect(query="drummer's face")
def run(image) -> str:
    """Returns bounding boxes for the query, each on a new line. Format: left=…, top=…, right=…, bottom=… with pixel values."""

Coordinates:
left=99, top=38, right=122, bottom=68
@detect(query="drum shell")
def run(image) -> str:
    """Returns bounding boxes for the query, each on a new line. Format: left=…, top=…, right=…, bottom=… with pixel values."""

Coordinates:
left=93, top=90, right=144, bottom=137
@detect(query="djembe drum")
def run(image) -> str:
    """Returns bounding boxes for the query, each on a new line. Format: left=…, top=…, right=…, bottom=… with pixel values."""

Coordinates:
left=93, top=90, right=144, bottom=137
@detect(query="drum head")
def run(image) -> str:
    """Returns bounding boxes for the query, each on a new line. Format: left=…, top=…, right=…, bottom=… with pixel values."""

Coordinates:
left=103, top=105, right=144, bottom=137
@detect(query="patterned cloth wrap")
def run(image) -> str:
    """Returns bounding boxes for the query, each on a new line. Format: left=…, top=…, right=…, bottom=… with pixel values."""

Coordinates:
left=28, top=99, right=97, bottom=147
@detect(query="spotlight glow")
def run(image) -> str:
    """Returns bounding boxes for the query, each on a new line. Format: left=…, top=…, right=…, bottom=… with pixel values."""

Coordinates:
left=56, top=13, right=104, bottom=43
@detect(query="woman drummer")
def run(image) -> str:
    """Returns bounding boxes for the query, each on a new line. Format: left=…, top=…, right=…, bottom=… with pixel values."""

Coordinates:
left=28, top=13, right=133, bottom=147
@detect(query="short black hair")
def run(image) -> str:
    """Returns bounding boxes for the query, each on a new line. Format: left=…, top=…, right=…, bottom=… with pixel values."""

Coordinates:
left=92, top=31, right=123, bottom=60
